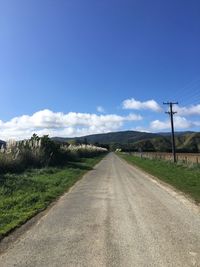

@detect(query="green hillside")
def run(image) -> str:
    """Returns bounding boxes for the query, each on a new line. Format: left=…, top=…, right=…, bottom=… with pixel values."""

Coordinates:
left=130, top=132, right=200, bottom=153
left=52, top=131, right=200, bottom=153
left=52, top=131, right=159, bottom=144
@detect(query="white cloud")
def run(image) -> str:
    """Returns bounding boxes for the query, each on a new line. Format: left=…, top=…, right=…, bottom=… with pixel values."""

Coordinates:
left=133, top=126, right=151, bottom=133
left=122, top=98, right=162, bottom=112
left=150, top=120, right=170, bottom=130
left=174, top=104, right=200, bottom=116
left=0, top=109, right=142, bottom=140
left=150, top=116, right=195, bottom=131
left=97, top=106, right=105, bottom=113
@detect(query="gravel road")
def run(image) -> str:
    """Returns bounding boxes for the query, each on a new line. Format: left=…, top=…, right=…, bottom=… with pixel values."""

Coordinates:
left=0, top=153, right=200, bottom=267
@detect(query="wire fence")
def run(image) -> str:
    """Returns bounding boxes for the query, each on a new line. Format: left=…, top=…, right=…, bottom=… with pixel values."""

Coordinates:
left=132, top=152, right=200, bottom=165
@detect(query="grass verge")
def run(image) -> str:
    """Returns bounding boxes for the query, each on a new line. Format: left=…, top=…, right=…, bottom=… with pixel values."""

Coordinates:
left=0, top=156, right=104, bottom=238
left=119, top=153, right=200, bottom=204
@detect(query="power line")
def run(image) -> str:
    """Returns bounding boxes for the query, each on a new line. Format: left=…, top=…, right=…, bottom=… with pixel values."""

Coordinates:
left=172, top=77, right=200, bottom=99
left=171, top=78, right=200, bottom=104
left=177, top=95, right=200, bottom=107
left=173, top=88, right=200, bottom=106
left=169, top=88, right=200, bottom=107
left=163, top=102, right=178, bottom=163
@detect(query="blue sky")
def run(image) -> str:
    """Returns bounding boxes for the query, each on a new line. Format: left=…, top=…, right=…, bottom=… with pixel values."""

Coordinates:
left=0, top=0, right=200, bottom=139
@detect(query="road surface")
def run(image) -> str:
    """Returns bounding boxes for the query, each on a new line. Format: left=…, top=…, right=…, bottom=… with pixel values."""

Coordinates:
left=0, top=153, right=200, bottom=267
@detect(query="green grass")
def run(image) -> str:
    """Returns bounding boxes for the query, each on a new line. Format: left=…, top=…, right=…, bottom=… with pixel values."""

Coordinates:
left=119, top=153, right=200, bottom=204
left=0, top=156, right=104, bottom=238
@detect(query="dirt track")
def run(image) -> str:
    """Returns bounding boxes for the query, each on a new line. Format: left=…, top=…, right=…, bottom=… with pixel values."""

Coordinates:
left=0, top=153, right=200, bottom=266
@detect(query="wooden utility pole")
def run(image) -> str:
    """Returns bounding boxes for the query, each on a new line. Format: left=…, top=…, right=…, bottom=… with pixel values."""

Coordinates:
left=163, top=102, right=178, bottom=163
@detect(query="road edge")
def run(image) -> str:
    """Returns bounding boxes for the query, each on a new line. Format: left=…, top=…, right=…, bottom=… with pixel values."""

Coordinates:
left=117, top=153, right=200, bottom=214
left=0, top=156, right=106, bottom=255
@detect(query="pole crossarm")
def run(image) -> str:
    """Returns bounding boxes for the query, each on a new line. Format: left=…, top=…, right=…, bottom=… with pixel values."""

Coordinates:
left=165, top=111, right=177, bottom=115
left=163, top=101, right=178, bottom=163
left=163, top=102, right=178, bottom=105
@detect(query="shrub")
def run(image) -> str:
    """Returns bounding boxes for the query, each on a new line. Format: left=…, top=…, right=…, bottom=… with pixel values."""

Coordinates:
left=0, top=134, right=107, bottom=174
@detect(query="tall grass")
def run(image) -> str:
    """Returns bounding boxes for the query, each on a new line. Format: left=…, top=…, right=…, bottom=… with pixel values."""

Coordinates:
left=0, top=135, right=107, bottom=238
left=0, top=134, right=107, bottom=174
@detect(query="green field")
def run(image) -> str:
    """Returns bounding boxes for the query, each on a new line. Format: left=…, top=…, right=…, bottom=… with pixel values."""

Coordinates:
left=0, top=156, right=103, bottom=238
left=119, top=153, right=200, bottom=204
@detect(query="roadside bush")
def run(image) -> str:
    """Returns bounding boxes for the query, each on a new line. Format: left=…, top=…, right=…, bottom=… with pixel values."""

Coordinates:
left=0, top=134, right=107, bottom=174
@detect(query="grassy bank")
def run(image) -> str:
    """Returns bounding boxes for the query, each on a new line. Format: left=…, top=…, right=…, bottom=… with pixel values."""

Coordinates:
left=119, top=153, right=200, bottom=204
left=0, top=156, right=104, bottom=238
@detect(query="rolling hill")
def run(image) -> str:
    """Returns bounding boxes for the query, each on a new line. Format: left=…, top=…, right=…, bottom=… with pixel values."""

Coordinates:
left=53, top=130, right=200, bottom=153
left=52, top=131, right=159, bottom=145
left=129, top=132, right=200, bottom=153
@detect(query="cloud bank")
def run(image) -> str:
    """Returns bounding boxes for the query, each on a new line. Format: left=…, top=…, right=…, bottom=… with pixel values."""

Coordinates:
left=1, top=99, right=199, bottom=141
left=0, top=109, right=142, bottom=140
left=150, top=116, right=200, bottom=131
left=174, top=104, right=200, bottom=116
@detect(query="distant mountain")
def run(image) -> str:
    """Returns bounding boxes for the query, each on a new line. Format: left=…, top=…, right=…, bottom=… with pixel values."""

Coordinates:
left=52, top=131, right=159, bottom=145
left=158, top=131, right=195, bottom=137
left=131, top=132, right=200, bottom=153
left=176, top=132, right=200, bottom=152
left=52, top=130, right=200, bottom=153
